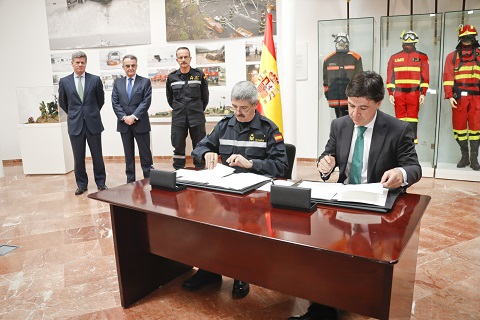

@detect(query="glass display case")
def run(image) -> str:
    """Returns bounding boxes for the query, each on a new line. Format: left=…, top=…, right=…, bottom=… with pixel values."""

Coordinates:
left=317, top=17, right=374, bottom=154
left=16, top=86, right=73, bottom=174
left=379, top=13, right=443, bottom=178
left=436, top=10, right=480, bottom=182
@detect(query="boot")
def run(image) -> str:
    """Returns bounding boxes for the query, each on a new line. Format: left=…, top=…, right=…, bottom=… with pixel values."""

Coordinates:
left=456, top=140, right=470, bottom=168
left=469, top=140, right=480, bottom=171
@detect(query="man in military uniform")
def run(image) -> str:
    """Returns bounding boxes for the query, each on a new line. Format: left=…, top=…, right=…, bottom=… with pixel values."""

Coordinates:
left=444, top=24, right=480, bottom=170
left=183, top=81, right=288, bottom=298
left=166, top=47, right=209, bottom=169
left=387, top=30, right=430, bottom=144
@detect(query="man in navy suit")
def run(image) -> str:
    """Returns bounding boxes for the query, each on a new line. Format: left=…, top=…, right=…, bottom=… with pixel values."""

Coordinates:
left=112, top=55, right=153, bottom=183
left=289, top=71, right=422, bottom=320
left=58, top=51, right=107, bottom=195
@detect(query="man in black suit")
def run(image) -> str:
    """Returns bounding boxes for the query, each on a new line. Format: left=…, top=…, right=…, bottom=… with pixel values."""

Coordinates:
left=112, top=55, right=153, bottom=183
left=289, top=71, right=421, bottom=320
left=58, top=51, right=107, bottom=195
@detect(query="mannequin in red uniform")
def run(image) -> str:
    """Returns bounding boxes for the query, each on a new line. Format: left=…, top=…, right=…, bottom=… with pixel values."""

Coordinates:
left=387, top=30, right=429, bottom=144
left=443, top=24, right=480, bottom=170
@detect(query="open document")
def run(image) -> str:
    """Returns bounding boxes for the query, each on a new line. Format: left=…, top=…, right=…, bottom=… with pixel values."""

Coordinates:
left=176, top=164, right=271, bottom=194
left=297, top=181, right=388, bottom=207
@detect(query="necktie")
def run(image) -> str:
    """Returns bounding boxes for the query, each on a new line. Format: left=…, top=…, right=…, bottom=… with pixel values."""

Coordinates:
left=350, top=126, right=367, bottom=184
left=127, top=78, right=133, bottom=100
left=77, top=76, right=83, bottom=102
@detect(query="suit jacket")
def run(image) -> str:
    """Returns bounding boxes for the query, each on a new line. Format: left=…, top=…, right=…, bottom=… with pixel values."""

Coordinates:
left=320, top=110, right=422, bottom=186
left=58, top=72, right=105, bottom=136
left=112, top=75, right=152, bottom=133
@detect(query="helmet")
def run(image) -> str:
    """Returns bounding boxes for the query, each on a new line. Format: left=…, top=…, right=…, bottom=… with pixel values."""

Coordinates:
left=458, top=24, right=477, bottom=38
left=400, top=30, right=418, bottom=43
left=333, top=32, right=350, bottom=44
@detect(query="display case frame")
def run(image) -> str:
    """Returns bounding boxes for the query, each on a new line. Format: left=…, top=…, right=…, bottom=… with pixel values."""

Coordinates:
left=379, top=13, right=443, bottom=178
left=317, top=17, right=374, bottom=155
left=436, top=10, right=480, bottom=182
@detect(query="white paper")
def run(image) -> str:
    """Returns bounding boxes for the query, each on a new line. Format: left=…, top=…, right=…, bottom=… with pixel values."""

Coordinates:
left=257, top=179, right=295, bottom=192
left=297, top=181, right=342, bottom=200
left=298, top=181, right=388, bottom=207
left=176, top=164, right=235, bottom=184
left=208, top=172, right=271, bottom=190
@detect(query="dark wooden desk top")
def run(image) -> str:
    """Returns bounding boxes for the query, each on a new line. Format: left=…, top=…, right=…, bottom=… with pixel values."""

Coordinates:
left=89, top=180, right=430, bottom=265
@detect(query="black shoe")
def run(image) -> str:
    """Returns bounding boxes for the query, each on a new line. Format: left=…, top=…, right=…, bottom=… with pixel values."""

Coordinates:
left=182, top=269, right=222, bottom=291
left=97, top=185, right=108, bottom=191
left=232, top=280, right=250, bottom=298
left=75, top=187, right=88, bottom=195
left=288, top=306, right=338, bottom=320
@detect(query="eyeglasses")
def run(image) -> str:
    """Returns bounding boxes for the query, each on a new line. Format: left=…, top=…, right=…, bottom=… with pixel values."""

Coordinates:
left=232, top=104, right=255, bottom=112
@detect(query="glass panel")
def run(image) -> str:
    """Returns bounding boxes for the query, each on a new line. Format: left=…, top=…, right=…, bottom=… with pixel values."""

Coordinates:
left=317, top=17, right=374, bottom=155
left=437, top=10, right=480, bottom=181
left=379, top=13, right=443, bottom=178
left=16, top=86, right=66, bottom=124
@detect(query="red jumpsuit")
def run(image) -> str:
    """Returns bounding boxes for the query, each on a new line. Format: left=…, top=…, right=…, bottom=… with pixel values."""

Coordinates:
left=443, top=46, right=480, bottom=142
left=387, top=47, right=429, bottom=143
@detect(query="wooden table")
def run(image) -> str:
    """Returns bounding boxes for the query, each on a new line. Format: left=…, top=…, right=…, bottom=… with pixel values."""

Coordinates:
left=89, top=180, right=430, bottom=320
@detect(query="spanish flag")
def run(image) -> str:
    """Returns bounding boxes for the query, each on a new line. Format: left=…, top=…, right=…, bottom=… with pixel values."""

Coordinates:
left=256, top=12, right=284, bottom=134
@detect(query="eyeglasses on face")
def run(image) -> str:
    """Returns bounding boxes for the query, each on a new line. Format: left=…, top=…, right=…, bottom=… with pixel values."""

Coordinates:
left=232, top=104, right=255, bottom=112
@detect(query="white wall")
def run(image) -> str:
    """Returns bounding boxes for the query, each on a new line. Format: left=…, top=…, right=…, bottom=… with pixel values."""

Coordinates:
left=1, top=0, right=479, bottom=161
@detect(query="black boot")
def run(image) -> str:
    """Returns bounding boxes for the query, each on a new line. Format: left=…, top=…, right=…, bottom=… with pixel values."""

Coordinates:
left=470, top=140, right=480, bottom=171
left=456, top=140, right=470, bottom=168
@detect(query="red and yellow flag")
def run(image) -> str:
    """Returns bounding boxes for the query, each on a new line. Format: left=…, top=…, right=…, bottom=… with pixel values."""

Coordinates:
left=256, top=12, right=284, bottom=134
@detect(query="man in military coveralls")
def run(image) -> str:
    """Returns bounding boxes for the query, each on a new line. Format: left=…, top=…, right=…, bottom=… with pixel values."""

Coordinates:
left=166, top=47, right=209, bottom=169
left=183, top=81, right=288, bottom=299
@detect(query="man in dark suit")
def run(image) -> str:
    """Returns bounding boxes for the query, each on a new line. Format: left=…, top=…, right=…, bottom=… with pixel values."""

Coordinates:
left=58, top=51, right=107, bottom=195
left=289, top=71, right=421, bottom=320
left=112, top=54, right=153, bottom=183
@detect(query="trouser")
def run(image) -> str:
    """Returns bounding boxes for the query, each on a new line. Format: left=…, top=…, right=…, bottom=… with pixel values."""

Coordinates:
left=452, top=94, right=480, bottom=142
left=333, top=106, right=348, bottom=118
left=394, top=90, right=420, bottom=143
left=69, top=122, right=106, bottom=188
left=120, top=128, right=153, bottom=183
left=171, top=123, right=206, bottom=169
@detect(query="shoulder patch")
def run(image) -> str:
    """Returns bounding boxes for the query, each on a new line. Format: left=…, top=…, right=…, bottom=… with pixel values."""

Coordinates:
left=274, top=133, right=284, bottom=143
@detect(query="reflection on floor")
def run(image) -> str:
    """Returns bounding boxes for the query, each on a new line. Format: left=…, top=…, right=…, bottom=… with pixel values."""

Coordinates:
left=0, top=159, right=479, bottom=319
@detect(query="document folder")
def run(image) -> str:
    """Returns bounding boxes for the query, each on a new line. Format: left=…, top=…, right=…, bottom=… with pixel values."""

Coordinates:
left=313, top=188, right=402, bottom=213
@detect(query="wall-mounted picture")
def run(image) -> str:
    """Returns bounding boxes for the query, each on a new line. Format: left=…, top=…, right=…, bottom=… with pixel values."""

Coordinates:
left=199, top=65, right=226, bottom=87
left=148, top=47, right=178, bottom=68
left=99, top=49, right=126, bottom=70
left=149, top=67, right=177, bottom=89
left=165, top=0, right=276, bottom=41
left=44, top=0, right=151, bottom=50
left=245, top=40, right=263, bottom=62
left=196, top=44, right=226, bottom=64
left=100, top=70, right=125, bottom=91
left=51, top=53, right=74, bottom=72
left=246, top=64, right=260, bottom=84
left=52, top=73, right=70, bottom=86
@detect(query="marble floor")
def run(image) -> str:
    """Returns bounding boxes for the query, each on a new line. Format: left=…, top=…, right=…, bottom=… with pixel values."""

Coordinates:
left=0, top=159, right=479, bottom=320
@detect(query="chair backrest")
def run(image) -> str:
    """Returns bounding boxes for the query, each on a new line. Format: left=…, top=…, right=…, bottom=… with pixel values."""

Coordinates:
left=284, top=143, right=296, bottom=179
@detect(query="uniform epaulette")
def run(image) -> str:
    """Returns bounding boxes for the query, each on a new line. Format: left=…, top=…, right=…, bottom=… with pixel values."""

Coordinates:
left=416, top=50, right=428, bottom=57
left=348, top=51, right=362, bottom=60
left=259, top=114, right=278, bottom=129
left=324, top=52, right=336, bottom=60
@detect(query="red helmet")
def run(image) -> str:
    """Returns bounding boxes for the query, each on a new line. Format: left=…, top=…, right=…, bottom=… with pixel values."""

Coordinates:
left=458, top=24, right=477, bottom=38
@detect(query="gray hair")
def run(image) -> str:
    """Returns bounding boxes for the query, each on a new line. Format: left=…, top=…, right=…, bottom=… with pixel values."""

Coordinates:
left=71, top=51, right=87, bottom=61
left=231, top=81, right=258, bottom=105
left=123, top=54, right=137, bottom=62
